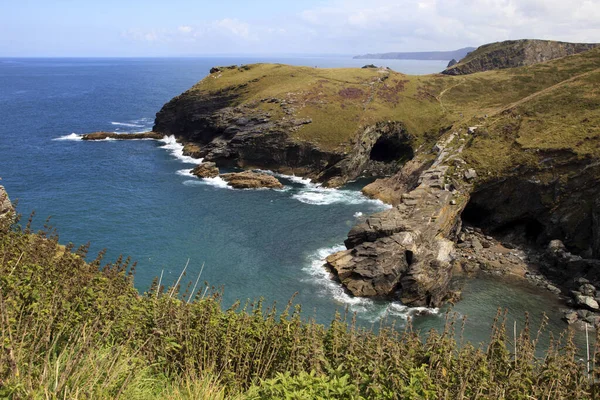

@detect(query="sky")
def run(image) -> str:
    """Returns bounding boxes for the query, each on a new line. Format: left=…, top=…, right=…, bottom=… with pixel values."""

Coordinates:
left=1, top=0, right=599, bottom=57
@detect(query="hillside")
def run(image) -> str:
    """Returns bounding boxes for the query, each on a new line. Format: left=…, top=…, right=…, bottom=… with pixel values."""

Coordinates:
left=442, top=39, right=599, bottom=75
left=354, top=47, right=475, bottom=61
left=151, top=47, right=600, bottom=311
left=0, top=195, right=596, bottom=398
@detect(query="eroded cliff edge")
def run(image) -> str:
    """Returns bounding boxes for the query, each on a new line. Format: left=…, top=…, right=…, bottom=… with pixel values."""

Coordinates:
left=148, top=46, right=600, bottom=312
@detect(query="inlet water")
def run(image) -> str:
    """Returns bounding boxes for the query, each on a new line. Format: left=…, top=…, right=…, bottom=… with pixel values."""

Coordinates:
left=0, top=57, right=579, bottom=347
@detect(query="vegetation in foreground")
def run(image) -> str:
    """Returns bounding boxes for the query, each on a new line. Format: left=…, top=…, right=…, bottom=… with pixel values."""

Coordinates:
left=1, top=215, right=599, bottom=399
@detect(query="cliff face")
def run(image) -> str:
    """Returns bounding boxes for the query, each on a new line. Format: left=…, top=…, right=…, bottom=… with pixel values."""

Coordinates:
left=150, top=46, right=600, bottom=308
left=153, top=64, right=444, bottom=186
left=443, top=39, right=599, bottom=75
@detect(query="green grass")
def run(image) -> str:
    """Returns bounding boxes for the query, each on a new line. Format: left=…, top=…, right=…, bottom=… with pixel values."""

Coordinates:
left=182, top=48, right=600, bottom=182
left=1, top=213, right=600, bottom=398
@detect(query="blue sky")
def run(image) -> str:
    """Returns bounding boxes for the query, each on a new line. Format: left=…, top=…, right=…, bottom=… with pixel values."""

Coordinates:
left=2, top=0, right=599, bottom=57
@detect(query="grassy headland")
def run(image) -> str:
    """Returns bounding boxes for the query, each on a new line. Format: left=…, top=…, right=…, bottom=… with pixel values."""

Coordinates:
left=185, top=48, right=600, bottom=178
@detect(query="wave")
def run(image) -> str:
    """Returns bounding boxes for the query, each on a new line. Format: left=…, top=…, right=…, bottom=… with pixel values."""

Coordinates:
left=257, top=170, right=391, bottom=208
left=159, top=135, right=203, bottom=165
left=302, top=245, right=438, bottom=323
left=354, top=212, right=363, bottom=218
left=53, top=133, right=82, bottom=141
left=176, top=169, right=195, bottom=178
left=182, top=177, right=231, bottom=189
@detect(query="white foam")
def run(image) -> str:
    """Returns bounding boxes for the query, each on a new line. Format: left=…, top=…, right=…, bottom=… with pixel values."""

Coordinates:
left=302, top=245, right=439, bottom=323
left=176, top=169, right=195, bottom=178
left=53, top=133, right=82, bottom=141
left=354, top=212, right=363, bottom=218
left=292, top=187, right=387, bottom=206
left=159, top=135, right=203, bottom=165
left=183, top=177, right=232, bottom=189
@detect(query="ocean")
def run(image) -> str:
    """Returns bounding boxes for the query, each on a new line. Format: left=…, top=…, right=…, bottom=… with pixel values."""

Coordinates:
left=0, top=56, right=576, bottom=346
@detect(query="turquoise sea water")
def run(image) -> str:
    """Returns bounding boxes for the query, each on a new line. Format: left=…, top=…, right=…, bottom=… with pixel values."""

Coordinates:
left=0, top=57, right=579, bottom=347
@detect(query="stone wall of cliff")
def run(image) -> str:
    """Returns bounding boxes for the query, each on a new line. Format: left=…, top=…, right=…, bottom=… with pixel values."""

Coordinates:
left=443, top=39, right=599, bottom=75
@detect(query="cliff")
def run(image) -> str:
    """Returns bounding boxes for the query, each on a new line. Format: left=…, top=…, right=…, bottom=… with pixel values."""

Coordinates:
left=443, top=39, right=599, bottom=75
left=151, top=46, right=600, bottom=308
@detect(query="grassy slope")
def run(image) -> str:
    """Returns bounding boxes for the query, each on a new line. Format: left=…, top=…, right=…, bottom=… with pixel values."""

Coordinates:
left=0, top=220, right=596, bottom=398
left=189, top=49, right=600, bottom=178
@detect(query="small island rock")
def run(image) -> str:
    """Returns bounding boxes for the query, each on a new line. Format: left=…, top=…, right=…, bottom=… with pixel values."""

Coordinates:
left=221, top=171, right=283, bottom=189
left=192, top=162, right=220, bottom=179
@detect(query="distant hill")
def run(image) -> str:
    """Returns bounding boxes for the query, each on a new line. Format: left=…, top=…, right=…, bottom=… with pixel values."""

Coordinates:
left=354, top=47, right=476, bottom=61
left=442, top=39, right=599, bottom=75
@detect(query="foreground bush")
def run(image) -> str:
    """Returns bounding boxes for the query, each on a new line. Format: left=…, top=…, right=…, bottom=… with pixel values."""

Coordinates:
left=0, top=217, right=599, bottom=399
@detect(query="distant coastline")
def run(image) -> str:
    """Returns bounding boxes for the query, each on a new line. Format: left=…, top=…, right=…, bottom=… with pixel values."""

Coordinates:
left=354, top=46, right=475, bottom=60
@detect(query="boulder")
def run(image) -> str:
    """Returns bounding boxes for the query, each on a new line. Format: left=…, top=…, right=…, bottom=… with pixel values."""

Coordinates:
left=221, top=171, right=283, bottom=189
left=183, top=143, right=202, bottom=158
left=575, top=294, right=600, bottom=311
left=580, top=283, right=596, bottom=296
left=563, top=310, right=578, bottom=324
left=192, top=162, right=220, bottom=179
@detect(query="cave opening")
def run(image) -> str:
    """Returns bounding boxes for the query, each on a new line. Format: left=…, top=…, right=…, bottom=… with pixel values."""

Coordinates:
left=462, top=200, right=547, bottom=245
left=369, top=135, right=414, bottom=163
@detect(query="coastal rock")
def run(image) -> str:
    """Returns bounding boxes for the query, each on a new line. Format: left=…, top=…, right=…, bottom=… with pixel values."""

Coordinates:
left=443, top=39, right=599, bottom=75
left=183, top=143, right=202, bottom=158
left=0, top=185, right=13, bottom=232
left=327, top=133, right=471, bottom=307
left=575, top=294, right=599, bottom=311
left=82, top=131, right=164, bottom=140
left=220, top=171, right=283, bottom=189
left=192, top=162, right=220, bottom=179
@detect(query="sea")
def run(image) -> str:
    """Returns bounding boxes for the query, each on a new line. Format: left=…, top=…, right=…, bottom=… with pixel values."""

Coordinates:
left=0, top=56, right=580, bottom=347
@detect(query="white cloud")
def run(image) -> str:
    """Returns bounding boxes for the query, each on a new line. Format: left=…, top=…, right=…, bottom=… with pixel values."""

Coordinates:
left=178, top=25, right=193, bottom=34
left=120, top=1, right=600, bottom=55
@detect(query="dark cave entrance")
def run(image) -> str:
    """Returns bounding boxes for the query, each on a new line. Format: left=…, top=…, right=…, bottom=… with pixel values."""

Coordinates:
left=369, top=135, right=414, bottom=163
left=461, top=200, right=547, bottom=245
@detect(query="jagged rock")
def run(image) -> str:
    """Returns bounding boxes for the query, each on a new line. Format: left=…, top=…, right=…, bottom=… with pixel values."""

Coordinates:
left=563, top=310, right=579, bottom=324
left=192, top=162, right=220, bottom=179
left=464, top=169, right=478, bottom=181
left=471, top=238, right=484, bottom=251
left=548, top=240, right=567, bottom=254
left=0, top=185, right=13, bottom=232
left=447, top=59, right=458, bottom=68
left=220, top=171, right=283, bottom=189
left=183, top=143, right=202, bottom=158
left=575, top=294, right=600, bottom=311
left=327, top=133, right=471, bottom=307
left=580, top=283, right=596, bottom=296
left=547, top=284, right=561, bottom=294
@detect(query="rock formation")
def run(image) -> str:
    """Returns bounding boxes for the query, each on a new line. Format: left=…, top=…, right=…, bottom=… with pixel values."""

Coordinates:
left=443, top=39, right=598, bottom=75
left=192, top=162, right=220, bottom=179
left=82, top=132, right=164, bottom=140
left=221, top=171, right=283, bottom=189
left=326, top=132, right=471, bottom=307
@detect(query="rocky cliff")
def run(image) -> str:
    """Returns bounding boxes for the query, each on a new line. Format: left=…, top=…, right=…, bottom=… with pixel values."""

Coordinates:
left=149, top=46, right=600, bottom=309
left=443, top=39, right=599, bottom=75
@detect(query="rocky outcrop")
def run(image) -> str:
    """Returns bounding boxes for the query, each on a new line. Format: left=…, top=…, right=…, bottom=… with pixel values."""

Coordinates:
left=152, top=68, right=418, bottom=187
left=0, top=185, right=14, bottom=232
left=326, top=132, right=472, bottom=307
left=221, top=171, right=283, bottom=189
left=443, top=39, right=599, bottom=75
left=82, top=132, right=164, bottom=140
left=192, top=162, right=220, bottom=179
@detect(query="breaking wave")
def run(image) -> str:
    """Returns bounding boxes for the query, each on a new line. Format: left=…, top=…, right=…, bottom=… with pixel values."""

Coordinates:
left=302, top=245, right=439, bottom=323
left=159, top=135, right=203, bottom=165
left=182, top=177, right=231, bottom=189
left=53, top=133, right=82, bottom=141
